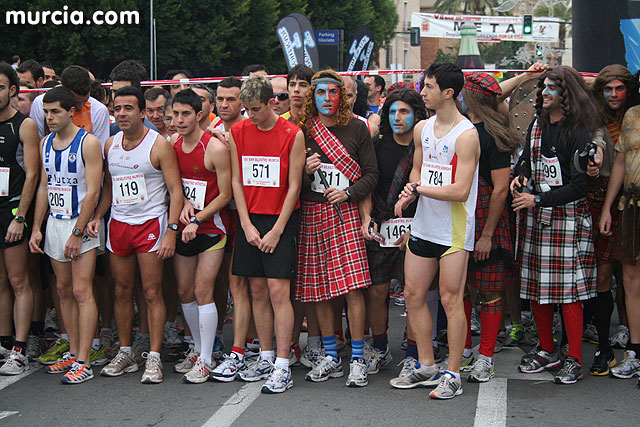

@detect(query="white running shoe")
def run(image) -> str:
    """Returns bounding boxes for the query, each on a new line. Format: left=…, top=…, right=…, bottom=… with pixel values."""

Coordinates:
left=174, top=347, right=198, bottom=373
left=141, top=353, right=163, bottom=384
left=0, top=350, right=29, bottom=375
left=346, top=358, right=368, bottom=387
left=183, top=357, right=212, bottom=384
left=305, top=355, right=344, bottom=382
left=261, top=366, right=293, bottom=394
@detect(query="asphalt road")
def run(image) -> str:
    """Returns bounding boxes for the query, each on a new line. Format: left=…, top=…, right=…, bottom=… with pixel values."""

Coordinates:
left=1, top=303, right=639, bottom=427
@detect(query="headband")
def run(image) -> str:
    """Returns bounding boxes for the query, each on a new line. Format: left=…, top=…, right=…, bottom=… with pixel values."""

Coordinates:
left=311, top=77, right=344, bottom=87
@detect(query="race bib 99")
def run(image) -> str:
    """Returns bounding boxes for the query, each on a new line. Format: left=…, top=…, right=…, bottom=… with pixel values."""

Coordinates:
left=541, top=155, right=563, bottom=186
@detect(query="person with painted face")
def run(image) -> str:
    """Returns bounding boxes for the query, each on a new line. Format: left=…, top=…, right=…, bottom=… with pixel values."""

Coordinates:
left=586, top=64, right=637, bottom=376
left=297, top=70, right=378, bottom=387
left=360, top=88, right=426, bottom=378
left=458, top=73, right=519, bottom=383
left=511, top=66, right=599, bottom=385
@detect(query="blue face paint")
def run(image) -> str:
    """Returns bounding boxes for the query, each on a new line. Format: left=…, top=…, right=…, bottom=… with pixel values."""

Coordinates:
left=389, top=101, right=415, bottom=135
left=315, top=83, right=339, bottom=115
left=603, top=88, right=613, bottom=100
left=542, top=79, right=559, bottom=97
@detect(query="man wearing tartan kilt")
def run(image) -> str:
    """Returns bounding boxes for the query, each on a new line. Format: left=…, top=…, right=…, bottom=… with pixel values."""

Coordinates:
left=587, top=65, right=637, bottom=376
left=511, top=66, right=598, bottom=384
left=360, top=88, right=427, bottom=377
left=296, top=70, right=378, bottom=387
left=458, top=73, right=519, bottom=383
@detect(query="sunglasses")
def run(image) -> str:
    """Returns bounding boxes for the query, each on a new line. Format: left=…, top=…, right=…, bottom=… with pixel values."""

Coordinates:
left=273, top=92, right=289, bottom=101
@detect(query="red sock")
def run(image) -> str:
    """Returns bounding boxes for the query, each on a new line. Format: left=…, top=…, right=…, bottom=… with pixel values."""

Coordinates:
left=531, top=302, right=555, bottom=352
left=231, top=345, right=244, bottom=356
left=479, top=300, right=502, bottom=358
left=464, top=296, right=472, bottom=350
left=562, top=302, right=583, bottom=364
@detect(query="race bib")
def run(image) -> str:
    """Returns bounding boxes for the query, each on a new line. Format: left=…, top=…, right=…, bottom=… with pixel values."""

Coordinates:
left=242, top=156, right=280, bottom=187
left=47, top=185, right=72, bottom=216
left=182, top=178, right=207, bottom=210
left=379, top=218, right=413, bottom=248
left=311, top=163, right=349, bottom=193
left=541, top=155, right=563, bottom=186
left=421, top=161, right=453, bottom=187
left=112, top=173, right=148, bottom=205
left=0, top=167, right=9, bottom=196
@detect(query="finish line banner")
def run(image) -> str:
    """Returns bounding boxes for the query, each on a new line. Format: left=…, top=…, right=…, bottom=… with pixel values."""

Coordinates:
left=411, top=12, right=560, bottom=43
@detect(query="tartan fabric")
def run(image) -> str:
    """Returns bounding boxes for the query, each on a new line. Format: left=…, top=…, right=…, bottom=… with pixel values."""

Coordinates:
left=309, top=116, right=361, bottom=182
left=468, top=261, right=509, bottom=292
left=371, top=139, right=414, bottom=221
left=520, top=120, right=596, bottom=304
left=480, top=299, right=502, bottom=315
left=365, top=241, right=405, bottom=286
left=296, top=200, right=371, bottom=302
left=586, top=175, right=621, bottom=264
left=464, top=73, right=502, bottom=96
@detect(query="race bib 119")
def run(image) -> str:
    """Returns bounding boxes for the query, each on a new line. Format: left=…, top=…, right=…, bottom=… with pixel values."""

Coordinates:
left=113, top=173, right=148, bottom=205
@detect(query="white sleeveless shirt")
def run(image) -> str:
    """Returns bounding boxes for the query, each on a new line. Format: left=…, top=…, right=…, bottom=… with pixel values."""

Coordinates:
left=412, top=115, right=478, bottom=251
left=108, top=128, right=168, bottom=224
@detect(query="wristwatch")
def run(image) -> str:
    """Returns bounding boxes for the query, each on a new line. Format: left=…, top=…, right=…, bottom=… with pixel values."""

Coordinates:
left=13, top=215, right=24, bottom=223
left=72, top=227, right=82, bottom=237
left=345, top=188, right=353, bottom=202
left=411, top=183, right=420, bottom=197
left=534, top=195, right=542, bottom=206
left=190, top=216, right=201, bottom=226
left=167, top=223, right=179, bottom=231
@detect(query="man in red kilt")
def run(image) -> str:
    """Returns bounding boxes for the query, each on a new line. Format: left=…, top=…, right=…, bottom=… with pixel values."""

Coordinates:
left=296, top=70, right=378, bottom=387
left=587, top=65, right=636, bottom=375
left=511, top=66, right=598, bottom=384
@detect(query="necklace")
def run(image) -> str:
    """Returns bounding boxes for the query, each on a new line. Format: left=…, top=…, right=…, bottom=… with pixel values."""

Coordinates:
left=435, top=117, right=458, bottom=140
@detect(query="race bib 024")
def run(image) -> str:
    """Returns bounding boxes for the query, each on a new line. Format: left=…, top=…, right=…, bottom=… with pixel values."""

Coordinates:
left=182, top=178, right=207, bottom=210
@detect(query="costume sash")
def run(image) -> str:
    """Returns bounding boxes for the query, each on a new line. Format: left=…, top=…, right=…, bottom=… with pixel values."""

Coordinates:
left=309, top=116, right=361, bottom=182
left=530, top=119, right=553, bottom=225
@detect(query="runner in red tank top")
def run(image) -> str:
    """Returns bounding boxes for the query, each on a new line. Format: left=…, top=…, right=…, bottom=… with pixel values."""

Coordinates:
left=170, top=89, right=232, bottom=383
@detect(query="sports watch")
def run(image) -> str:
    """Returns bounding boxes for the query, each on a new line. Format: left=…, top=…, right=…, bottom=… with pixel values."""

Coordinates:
left=190, top=216, right=201, bottom=226
left=72, top=227, right=82, bottom=237
left=13, top=215, right=24, bottom=223
left=168, top=223, right=179, bottom=231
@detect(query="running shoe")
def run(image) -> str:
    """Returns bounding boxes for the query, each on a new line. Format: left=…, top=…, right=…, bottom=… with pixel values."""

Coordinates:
left=245, top=339, right=260, bottom=359
left=210, top=352, right=245, bottom=382
left=521, top=311, right=534, bottom=328
left=238, top=357, right=273, bottom=382
left=262, top=366, right=293, bottom=394
left=430, top=371, right=463, bottom=399
left=101, top=351, right=139, bottom=376
left=90, top=346, right=109, bottom=366
left=519, top=347, right=561, bottom=373
left=582, top=324, right=599, bottom=344
left=300, top=345, right=324, bottom=369
left=468, top=354, right=495, bottom=383
left=389, top=363, right=440, bottom=389
left=141, top=352, right=163, bottom=384
left=133, top=333, right=150, bottom=367
left=611, top=350, right=640, bottom=379
left=461, top=352, right=475, bottom=372
left=44, top=352, right=76, bottom=374
left=363, top=340, right=375, bottom=361
left=44, top=308, right=58, bottom=332
left=61, top=361, right=94, bottom=384
left=494, top=331, right=508, bottom=354
left=560, top=343, right=569, bottom=360
left=0, top=350, right=29, bottom=375
left=590, top=347, right=617, bottom=376
left=0, top=344, right=10, bottom=363
left=554, top=357, right=584, bottom=384
left=183, top=357, right=212, bottom=384
left=100, top=330, right=117, bottom=358
left=166, top=341, right=191, bottom=363
left=521, top=343, right=541, bottom=364
left=163, top=324, right=181, bottom=349
left=289, top=343, right=301, bottom=367
left=503, top=323, right=524, bottom=347
left=213, top=335, right=225, bottom=360
left=471, top=313, right=481, bottom=336
left=610, top=325, right=629, bottom=349
left=346, top=358, right=368, bottom=387
left=174, top=347, right=198, bottom=373
left=305, top=355, right=344, bottom=382
left=367, top=346, right=393, bottom=375
left=38, top=338, right=69, bottom=365
left=394, top=357, right=418, bottom=379
left=25, top=335, right=45, bottom=362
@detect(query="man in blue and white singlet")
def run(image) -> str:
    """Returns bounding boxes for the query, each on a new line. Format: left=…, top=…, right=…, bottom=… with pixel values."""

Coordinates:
left=395, top=63, right=480, bottom=400
left=29, top=86, right=105, bottom=384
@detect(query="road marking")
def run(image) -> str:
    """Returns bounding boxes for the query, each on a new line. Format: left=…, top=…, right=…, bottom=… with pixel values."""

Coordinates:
left=0, top=411, right=18, bottom=420
left=473, top=378, right=508, bottom=427
left=0, top=363, right=37, bottom=392
left=202, top=382, right=262, bottom=427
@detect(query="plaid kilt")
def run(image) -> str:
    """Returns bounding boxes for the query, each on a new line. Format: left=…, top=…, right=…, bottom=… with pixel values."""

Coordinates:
left=586, top=176, right=621, bottom=264
left=610, top=202, right=640, bottom=265
left=520, top=198, right=596, bottom=304
left=467, top=177, right=514, bottom=292
left=365, top=240, right=404, bottom=286
left=296, top=200, right=370, bottom=302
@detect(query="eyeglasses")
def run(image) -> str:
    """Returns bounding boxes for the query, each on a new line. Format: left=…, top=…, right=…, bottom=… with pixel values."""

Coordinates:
left=273, top=93, right=289, bottom=101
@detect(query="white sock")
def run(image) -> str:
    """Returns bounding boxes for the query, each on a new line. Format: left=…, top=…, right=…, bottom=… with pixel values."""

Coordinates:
left=149, top=351, right=160, bottom=359
left=427, top=290, right=439, bottom=342
left=307, top=336, right=321, bottom=349
left=120, top=346, right=132, bottom=356
left=198, top=303, right=218, bottom=366
left=445, top=370, right=461, bottom=381
left=260, top=350, right=275, bottom=361
left=92, top=338, right=101, bottom=350
left=274, top=357, right=289, bottom=370
left=182, top=301, right=200, bottom=353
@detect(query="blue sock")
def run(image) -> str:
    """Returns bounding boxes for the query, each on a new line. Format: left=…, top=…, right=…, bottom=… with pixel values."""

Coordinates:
left=351, top=339, right=364, bottom=362
left=373, top=333, right=388, bottom=352
left=322, top=335, right=338, bottom=361
left=406, top=339, right=418, bottom=360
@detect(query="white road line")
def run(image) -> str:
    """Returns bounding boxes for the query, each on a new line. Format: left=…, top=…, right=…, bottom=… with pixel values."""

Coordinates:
left=473, top=378, right=508, bottom=427
left=0, top=411, right=19, bottom=420
left=0, top=363, right=37, bottom=392
left=202, top=382, right=262, bottom=427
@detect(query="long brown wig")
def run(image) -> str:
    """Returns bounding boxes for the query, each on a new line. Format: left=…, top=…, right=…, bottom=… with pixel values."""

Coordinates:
left=462, top=87, right=519, bottom=153
left=592, top=64, right=637, bottom=125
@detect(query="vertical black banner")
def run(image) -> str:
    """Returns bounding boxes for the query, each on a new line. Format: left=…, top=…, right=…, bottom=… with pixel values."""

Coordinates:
left=288, top=12, right=319, bottom=71
left=346, top=26, right=374, bottom=71
left=277, top=16, right=304, bottom=70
